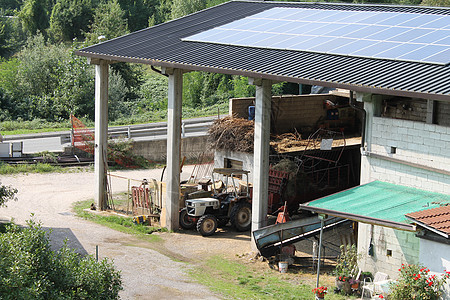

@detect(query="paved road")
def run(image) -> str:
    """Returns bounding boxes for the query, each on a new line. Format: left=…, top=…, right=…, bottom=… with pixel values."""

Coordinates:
left=2, top=116, right=218, bottom=154
left=0, top=167, right=221, bottom=300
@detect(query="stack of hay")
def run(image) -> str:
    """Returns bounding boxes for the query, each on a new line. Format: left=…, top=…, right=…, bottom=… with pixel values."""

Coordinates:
left=208, top=116, right=254, bottom=153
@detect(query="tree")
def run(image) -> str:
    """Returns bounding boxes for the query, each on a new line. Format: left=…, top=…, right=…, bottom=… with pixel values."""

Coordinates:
left=118, top=0, right=158, bottom=32
left=0, top=219, right=122, bottom=298
left=85, top=0, right=129, bottom=44
left=421, top=0, right=450, bottom=6
left=49, top=0, right=94, bottom=42
left=170, top=0, right=206, bottom=19
left=17, top=0, right=50, bottom=36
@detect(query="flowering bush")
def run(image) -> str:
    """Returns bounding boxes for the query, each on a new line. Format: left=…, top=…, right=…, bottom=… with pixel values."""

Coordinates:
left=389, top=264, right=450, bottom=300
left=334, top=244, right=359, bottom=280
left=312, top=286, right=328, bottom=295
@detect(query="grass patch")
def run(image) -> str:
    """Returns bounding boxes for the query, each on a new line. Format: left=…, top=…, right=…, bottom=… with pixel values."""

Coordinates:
left=0, top=163, right=91, bottom=174
left=73, top=199, right=165, bottom=242
left=189, top=256, right=352, bottom=300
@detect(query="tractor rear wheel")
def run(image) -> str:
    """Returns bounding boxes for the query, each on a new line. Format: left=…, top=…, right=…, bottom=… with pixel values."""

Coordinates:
left=230, top=201, right=252, bottom=231
left=179, top=208, right=195, bottom=230
left=197, top=215, right=218, bottom=236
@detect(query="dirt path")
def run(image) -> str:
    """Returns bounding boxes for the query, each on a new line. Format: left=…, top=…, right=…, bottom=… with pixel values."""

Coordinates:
left=0, top=167, right=251, bottom=299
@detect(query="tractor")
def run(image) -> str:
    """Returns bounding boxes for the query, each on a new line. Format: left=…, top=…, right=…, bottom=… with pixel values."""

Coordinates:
left=179, top=168, right=252, bottom=236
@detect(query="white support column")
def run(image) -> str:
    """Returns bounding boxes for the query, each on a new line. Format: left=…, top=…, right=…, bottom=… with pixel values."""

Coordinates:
left=165, top=68, right=183, bottom=231
left=94, top=60, right=109, bottom=210
left=251, top=78, right=272, bottom=240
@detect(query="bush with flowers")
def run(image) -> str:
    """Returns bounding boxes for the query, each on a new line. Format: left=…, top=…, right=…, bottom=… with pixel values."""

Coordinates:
left=334, top=244, right=360, bottom=283
left=389, top=264, right=450, bottom=300
left=312, top=286, right=328, bottom=297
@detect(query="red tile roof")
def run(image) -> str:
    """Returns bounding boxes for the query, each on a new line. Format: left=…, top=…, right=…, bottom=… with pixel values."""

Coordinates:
left=406, top=206, right=450, bottom=236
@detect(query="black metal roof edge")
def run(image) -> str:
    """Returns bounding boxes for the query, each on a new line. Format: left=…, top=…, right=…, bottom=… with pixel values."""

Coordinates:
left=236, top=0, right=450, bottom=14
left=76, top=50, right=450, bottom=102
left=300, top=205, right=417, bottom=232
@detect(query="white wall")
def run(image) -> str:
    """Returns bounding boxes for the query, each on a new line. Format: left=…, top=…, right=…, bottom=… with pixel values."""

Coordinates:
left=358, top=223, right=419, bottom=279
left=214, top=150, right=254, bottom=181
left=358, top=93, right=450, bottom=279
left=366, top=117, right=450, bottom=193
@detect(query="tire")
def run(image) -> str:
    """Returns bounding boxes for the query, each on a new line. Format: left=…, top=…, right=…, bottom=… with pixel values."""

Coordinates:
left=197, top=215, right=218, bottom=236
left=230, top=201, right=252, bottom=232
left=179, top=208, right=195, bottom=230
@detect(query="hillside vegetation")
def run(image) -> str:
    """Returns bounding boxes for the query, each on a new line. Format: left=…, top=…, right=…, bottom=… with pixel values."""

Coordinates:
left=0, top=0, right=446, bottom=130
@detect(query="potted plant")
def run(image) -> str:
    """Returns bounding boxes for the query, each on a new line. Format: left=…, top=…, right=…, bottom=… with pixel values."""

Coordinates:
left=349, top=277, right=360, bottom=290
left=312, top=286, right=328, bottom=299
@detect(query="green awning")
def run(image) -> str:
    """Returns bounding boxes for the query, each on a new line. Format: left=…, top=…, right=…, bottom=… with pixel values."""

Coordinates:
left=301, top=181, right=450, bottom=231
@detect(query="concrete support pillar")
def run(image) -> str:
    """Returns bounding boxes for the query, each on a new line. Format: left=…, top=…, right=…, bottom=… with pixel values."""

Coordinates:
left=165, top=68, right=183, bottom=231
left=426, top=100, right=435, bottom=124
left=94, top=60, right=109, bottom=210
left=357, top=92, right=381, bottom=185
left=251, top=78, right=272, bottom=238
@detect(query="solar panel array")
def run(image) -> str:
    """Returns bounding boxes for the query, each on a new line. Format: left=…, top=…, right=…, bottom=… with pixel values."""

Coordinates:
left=183, top=7, right=450, bottom=65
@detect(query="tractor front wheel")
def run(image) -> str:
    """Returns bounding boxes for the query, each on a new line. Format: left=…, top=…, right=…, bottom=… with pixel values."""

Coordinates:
left=179, top=208, right=195, bottom=230
left=197, top=215, right=218, bottom=236
left=230, top=202, right=252, bottom=231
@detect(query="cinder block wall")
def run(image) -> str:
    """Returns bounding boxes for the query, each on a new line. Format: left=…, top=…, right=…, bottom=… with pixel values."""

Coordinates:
left=367, top=117, right=450, bottom=193
left=358, top=223, right=419, bottom=279
left=131, top=135, right=210, bottom=163
left=359, top=110, right=450, bottom=278
left=230, top=94, right=339, bottom=134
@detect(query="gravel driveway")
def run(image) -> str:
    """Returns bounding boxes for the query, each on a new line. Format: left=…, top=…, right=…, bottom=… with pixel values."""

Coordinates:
left=0, top=167, right=248, bottom=299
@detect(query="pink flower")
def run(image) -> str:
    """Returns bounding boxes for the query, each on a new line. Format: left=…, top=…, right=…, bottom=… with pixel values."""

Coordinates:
left=379, top=295, right=384, bottom=298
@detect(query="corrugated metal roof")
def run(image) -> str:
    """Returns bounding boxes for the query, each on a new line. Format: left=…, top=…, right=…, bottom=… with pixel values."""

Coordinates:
left=406, top=205, right=450, bottom=236
left=76, top=1, right=450, bottom=101
left=301, top=181, right=450, bottom=231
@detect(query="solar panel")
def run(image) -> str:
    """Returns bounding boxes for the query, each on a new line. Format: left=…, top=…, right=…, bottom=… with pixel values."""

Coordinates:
left=183, top=7, right=450, bottom=65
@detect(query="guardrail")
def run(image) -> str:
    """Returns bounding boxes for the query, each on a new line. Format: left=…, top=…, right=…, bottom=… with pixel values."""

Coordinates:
left=3, top=116, right=218, bottom=144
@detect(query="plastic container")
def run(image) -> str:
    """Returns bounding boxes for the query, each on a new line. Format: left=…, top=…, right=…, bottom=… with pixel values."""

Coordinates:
left=278, top=261, right=288, bottom=273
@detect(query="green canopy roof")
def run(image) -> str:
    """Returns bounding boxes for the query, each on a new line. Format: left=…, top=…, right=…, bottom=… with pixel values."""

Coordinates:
left=301, top=181, right=450, bottom=231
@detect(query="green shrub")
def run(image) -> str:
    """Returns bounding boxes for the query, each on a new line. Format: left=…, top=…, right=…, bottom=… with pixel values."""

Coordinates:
left=0, top=220, right=122, bottom=299
left=389, top=264, right=450, bottom=300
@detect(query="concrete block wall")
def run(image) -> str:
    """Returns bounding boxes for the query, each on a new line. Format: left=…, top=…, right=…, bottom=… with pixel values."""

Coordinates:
left=367, top=117, right=450, bottom=194
left=230, top=94, right=344, bottom=134
left=358, top=223, right=419, bottom=279
left=382, top=98, right=427, bottom=122
left=436, top=101, right=450, bottom=127
left=131, top=135, right=210, bottom=163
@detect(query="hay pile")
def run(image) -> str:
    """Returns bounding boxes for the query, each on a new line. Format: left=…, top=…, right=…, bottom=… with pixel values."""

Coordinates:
left=270, top=132, right=309, bottom=153
left=208, top=116, right=254, bottom=153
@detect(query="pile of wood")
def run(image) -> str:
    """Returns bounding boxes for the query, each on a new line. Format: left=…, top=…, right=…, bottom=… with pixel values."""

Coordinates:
left=208, top=116, right=254, bottom=153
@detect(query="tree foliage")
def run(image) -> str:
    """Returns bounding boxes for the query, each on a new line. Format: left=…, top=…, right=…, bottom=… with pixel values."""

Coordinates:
left=0, top=219, right=122, bottom=299
left=85, top=0, right=129, bottom=44
left=0, top=181, right=17, bottom=207
left=49, top=0, right=94, bottom=42
left=18, top=0, right=50, bottom=36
